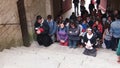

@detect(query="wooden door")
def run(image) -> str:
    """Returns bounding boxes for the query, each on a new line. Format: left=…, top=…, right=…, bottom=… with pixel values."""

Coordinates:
left=17, top=0, right=30, bottom=47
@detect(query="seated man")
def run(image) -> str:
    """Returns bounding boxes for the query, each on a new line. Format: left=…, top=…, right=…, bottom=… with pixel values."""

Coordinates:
left=34, top=15, right=52, bottom=47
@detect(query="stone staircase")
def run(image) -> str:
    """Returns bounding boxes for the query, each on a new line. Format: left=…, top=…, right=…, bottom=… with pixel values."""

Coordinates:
left=0, top=41, right=119, bottom=68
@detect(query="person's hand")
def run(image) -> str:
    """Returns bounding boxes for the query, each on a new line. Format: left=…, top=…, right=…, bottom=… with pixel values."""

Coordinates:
left=35, top=28, right=39, bottom=30
left=60, top=40, right=65, bottom=43
left=75, top=31, right=78, bottom=33
left=69, top=31, right=72, bottom=33
left=86, top=45, right=91, bottom=49
left=36, top=30, right=41, bottom=34
left=49, top=34, right=53, bottom=36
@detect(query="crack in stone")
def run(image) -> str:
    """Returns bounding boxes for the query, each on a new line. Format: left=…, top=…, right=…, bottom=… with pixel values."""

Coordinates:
left=63, top=56, right=66, bottom=60
left=57, top=63, right=61, bottom=68
left=57, top=56, right=66, bottom=68
left=80, top=56, right=88, bottom=66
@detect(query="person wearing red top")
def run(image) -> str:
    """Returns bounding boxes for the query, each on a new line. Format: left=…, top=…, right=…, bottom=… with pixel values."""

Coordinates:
left=92, top=19, right=103, bottom=39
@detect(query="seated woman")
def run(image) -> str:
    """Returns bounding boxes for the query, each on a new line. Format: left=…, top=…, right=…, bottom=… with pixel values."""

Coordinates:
left=92, top=19, right=103, bottom=39
left=83, top=28, right=97, bottom=57
left=57, top=21, right=68, bottom=46
left=68, top=20, right=80, bottom=48
left=102, top=23, right=112, bottom=49
left=34, top=15, right=52, bottom=47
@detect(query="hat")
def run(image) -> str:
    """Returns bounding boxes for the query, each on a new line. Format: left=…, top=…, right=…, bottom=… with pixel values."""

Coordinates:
left=87, top=28, right=92, bottom=31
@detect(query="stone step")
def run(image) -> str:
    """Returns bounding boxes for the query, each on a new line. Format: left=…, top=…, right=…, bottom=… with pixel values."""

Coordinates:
left=0, top=41, right=120, bottom=68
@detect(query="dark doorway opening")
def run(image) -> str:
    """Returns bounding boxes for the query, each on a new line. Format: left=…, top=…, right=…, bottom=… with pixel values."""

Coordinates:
left=53, top=0, right=72, bottom=19
left=17, top=0, right=30, bottom=47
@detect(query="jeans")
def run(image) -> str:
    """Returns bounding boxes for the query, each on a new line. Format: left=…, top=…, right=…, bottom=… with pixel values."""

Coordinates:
left=111, top=37, right=120, bottom=51
left=50, top=35, right=55, bottom=42
left=69, top=40, right=78, bottom=48
left=104, top=39, right=111, bottom=49
left=74, top=3, right=79, bottom=15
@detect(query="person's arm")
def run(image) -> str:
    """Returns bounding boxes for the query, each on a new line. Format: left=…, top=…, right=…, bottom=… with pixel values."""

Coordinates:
left=102, top=30, right=106, bottom=41
left=68, top=27, right=80, bottom=36
left=83, top=33, right=87, bottom=44
left=34, top=22, right=41, bottom=34
left=56, top=28, right=61, bottom=41
left=50, top=21, right=57, bottom=35
left=79, top=25, right=83, bottom=36
left=110, top=24, right=113, bottom=37
left=91, top=34, right=97, bottom=45
left=41, top=22, right=49, bottom=35
left=99, top=24, right=103, bottom=33
left=92, top=23, right=96, bottom=28
left=64, top=33, right=68, bottom=42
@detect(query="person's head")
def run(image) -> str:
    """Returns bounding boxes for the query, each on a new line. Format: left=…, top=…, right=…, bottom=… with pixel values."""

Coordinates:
left=90, top=0, right=93, bottom=4
left=72, top=12, right=76, bottom=15
left=59, top=21, right=65, bottom=28
left=116, top=11, right=120, bottom=19
left=77, top=16, right=81, bottom=21
left=47, top=15, right=52, bottom=21
left=65, top=18, right=70, bottom=23
left=69, top=20, right=77, bottom=28
left=114, top=10, right=119, bottom=15
left=87, top=16, right=90, bottom=21
left=108, top=16, right=112, bottom=21
left=104, top=23, right=110, bottom=30
left=98, top=10, right=102, bottom=14
left=82, top=18, right=87, bottom=24
left=59, top=16, right=63, bottom=20
left=87, top=28, right=93, bottom=35
left=36, top=15, right=42, bottom=23
left=95, top=19, right=100, bottom=25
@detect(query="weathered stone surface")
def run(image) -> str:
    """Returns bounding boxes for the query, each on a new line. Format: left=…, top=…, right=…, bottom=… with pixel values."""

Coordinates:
left=0, top=42, right=119, bottom=68
left=0, top=0, right=23, bottom=50
left=0, top=0, right=53, bottom=50
left=24, top=0, right=53, bottom=41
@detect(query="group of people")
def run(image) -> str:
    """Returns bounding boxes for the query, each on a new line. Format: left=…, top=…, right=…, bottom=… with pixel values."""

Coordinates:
left=34, top=2, right=120, bottom=63
left=73, top=0, right=100, bottom=16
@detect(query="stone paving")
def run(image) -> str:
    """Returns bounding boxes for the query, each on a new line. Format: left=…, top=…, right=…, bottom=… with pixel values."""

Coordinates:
left=0, top=41, right=119, bottom=68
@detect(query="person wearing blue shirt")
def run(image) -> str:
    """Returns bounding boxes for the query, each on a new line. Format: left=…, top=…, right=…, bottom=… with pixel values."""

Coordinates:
left=110, top=13, right=120, bottom=51
left=46, top=15, right=57, bottom=42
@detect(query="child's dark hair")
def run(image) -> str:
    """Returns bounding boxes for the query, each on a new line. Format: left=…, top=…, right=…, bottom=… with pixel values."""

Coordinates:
left=59, top=20, right=66, bottom=25
left=36, top=15, right=42, bottom=20
left=69, top=20, right=77, bottom=28
left=104, top=23, right=110, bottom=31
left=47, top=15, right=52, bottom=19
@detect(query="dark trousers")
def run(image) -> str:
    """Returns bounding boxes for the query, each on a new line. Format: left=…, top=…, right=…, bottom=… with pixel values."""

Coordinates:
left=111, top=37, right=119, bottom=51
left=74, top=3, right=79, bottom=15
left=104, top=39, right=111, bottom=49
left=69, top=40, right=78, bottom=48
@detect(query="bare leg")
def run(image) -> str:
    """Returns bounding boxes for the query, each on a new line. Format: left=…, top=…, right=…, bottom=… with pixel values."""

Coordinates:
left=117, top=56, right=120, bottom=63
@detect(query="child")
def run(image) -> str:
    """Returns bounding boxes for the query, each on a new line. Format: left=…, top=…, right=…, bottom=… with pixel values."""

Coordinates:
left=68, top=20, right=80, bottom=48
left=57, top=21, right=68, bottom=46
left=102, top=23, right=112, bottom=49
left=83, top=28, right=97, bottom=57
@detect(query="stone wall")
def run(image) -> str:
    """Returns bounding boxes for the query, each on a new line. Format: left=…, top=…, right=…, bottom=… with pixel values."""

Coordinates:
left=0, top=0, right=23, bottom=51
left=24, top=0, right=53, bottom=41
left=0, top=0, right=54, bottom=50
left=107, top=0, right=120, bottom=10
